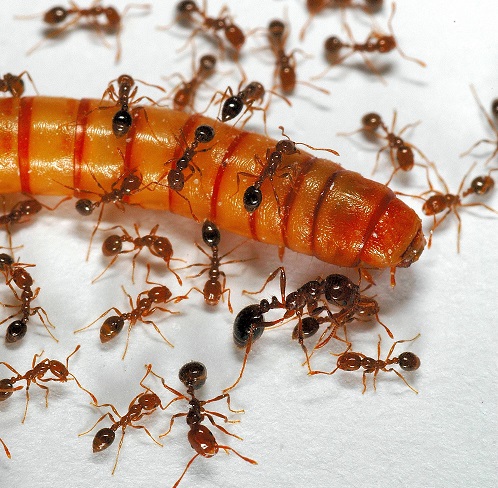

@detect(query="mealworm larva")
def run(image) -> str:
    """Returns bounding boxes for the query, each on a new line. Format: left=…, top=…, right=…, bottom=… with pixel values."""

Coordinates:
left=0, top=96, right=425, bottom=273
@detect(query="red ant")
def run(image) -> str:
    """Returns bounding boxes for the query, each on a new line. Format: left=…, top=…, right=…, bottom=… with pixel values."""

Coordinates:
left=148, top=361, right=257, bottom=488
left=75, top=270, right=186, bottom=359
left=240, top=126, right=338, bottom=213
left=165, top=54, right=217, bottom=112
left=0, top=253, right=57, bottom=343
left=338, top=111, right=428, bottom=182
left=398, top=163, right=498, bottom=252
left=80, top=364, right=166, bottom=474
left=310, top=334, right=421, bottom=394
left=0, top=71, right=38, bottom=97
left=93, top=223, right=183, bottom=285
left=165, top=0, right=246, bottom=58
left=0, top=345, right=97, bottom=423
left=314, top=3, right=425, bottom=83
left=0, top=438, right=10, bottom=459
left=99, top=74, right=165, bottom=137
left=180, top=220, right=251, bottom=313
left=160, top=124, right=215, bottom=221
left=300, top=0, right=384, bottom=40
left=267, top=18, right=329, bottom=95
left=461, top=85, right=498, bottom=166
left=20, top=1, right=150, bottom=62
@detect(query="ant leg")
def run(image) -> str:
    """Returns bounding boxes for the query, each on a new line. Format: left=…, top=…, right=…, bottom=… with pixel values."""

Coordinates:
left=204, top=413, right=242, bottom=438
left=215, top=445, right=258, bottom=465
left=243, top=266, right=286, bottom=304
left=159, top=412, right=188, bottom=438
left=172, top=453, right=201, bottom=488
left=204, top=392, right=244, bottom=414
left=0, top=438, right=10, bottom=459
left=140, top=319, right=175, bottom=350
left=390, top=368, right=419, bottom=394
left=74, top=307, right=122, bottom=333
left=222, top=331, right=254, bottom=394
left=79, top=412, right=117, bottom=436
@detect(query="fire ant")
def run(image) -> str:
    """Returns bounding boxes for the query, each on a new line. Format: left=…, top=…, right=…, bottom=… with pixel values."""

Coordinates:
left=75, top=269, right=186, bottom=359
left=166, top=54, right=217, bottom=112
left=398, top=163, right=498, bottom=252
left=80, top=364, right=166, bottom=474
left=314, top=3, right=425, bottom=83
left=240, top=126, right=339, bottom=213
left=310, top=334, right=421, bottom=394
left=0, top=253, right=57, bottom=343
left=0, top=345, right=97, bottom=423
left=338, top=111, right=428, bottom=182
left=0, top=72, right=38, bottom=97
left=165, top=0, right=246, bottom=58
left=93, top=223, right=183, bottom=285
left=461, top=85, right=498, bottom=166
left=267, top=18, right=329, bottom=95
left=148, top=361, right=257, bottom=488
left=20, top=1, right=150, bottom=62
left=300, top=0, right=384, bottom=40
left=99, top=74, right=165, bottom=137
left=180, top=220, right=251, bottom=313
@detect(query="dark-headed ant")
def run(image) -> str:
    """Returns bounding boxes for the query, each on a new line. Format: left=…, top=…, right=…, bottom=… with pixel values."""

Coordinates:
left=80, top=364, right=165, bottom=474
left=300, top=0, right=384, bottom=40
left=148, top=361, right=257, bottom=488
left=166, top=54, right=217, bottom=112
left=310, top=334, right=421, bottom=394
left=0, top=254, right=57, bottom=343
left=398, top=163, right=498, bottom=252
left=93, top=223, right=183, bottom=285
left=166, top=0, right=246, bottom=58
left=0, top=345, right=96, bottom=423
left=461, top=85, right=498, bottom=166
left=20, top=1, right=150, bottom=62
left=338, top=111, right=428, bottom=182
left=0, top=72, right=38, bottom=97
left=75, top=270, right=186, bottom=359
left=314, top=3, right=425, bottom=83
left=180, top=220, right=251, bottom=313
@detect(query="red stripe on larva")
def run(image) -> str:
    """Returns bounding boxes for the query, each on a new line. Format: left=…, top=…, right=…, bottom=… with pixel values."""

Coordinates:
left=74, top=98, right=92, bottom=191
left=310, top=170, right=343, bottom=255
left=17, top=97, right=34, bottom=193
left=281, top=155, right=317, bottom=250
left=248, top=202, right=259, bottom=242
left=210, top=131, right=249, bottom=221
left=168, top=113, right=201, bottom=213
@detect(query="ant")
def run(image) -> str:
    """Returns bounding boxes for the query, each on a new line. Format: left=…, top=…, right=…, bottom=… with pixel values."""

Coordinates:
left=0, top=253, right=57, bottom=343
left=0, top=345, right=97, bottom=423
left=398, top=163, right=498, bottom=252
left=160, top=124, right=215, bottom=221
left=68, top=167, right=144, bottom=259
left=461, top=85, right=498, bottom=166
left=310, top=334, right=421, bottom=394
left=166, top=54, right=217, bottom=112
left=314, top=3, right=425, bottom=83
left=166, top=0, right=246, bottom=58
left=80, top=364, right=166, bottom=474
left=338, top=111, right=428, bottom=182
left=300, top=0, right=384, bottom=40
left=0, top=72, right=38, bottom=97
left=267, top=19, right=328, bottom=95
left=148, top=361, right=257, bottom=488
left=93, top=223, right=183, bottom=285
left=20, top=1, right=150, bottom=62
left=99, top=74, right=165, bottom=137
left=240, top=126, right=339, bottom=213
left=180, top=220, right=251, bottom=313
left=75, top=269, right=186, bottom=359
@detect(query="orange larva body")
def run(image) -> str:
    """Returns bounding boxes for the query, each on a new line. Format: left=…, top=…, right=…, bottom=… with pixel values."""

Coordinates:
left=0, top=96, right=424, bottom=269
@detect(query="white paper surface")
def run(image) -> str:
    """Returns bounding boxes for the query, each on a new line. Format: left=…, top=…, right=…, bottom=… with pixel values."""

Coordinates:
left=0, top=1, right=497, bottom=487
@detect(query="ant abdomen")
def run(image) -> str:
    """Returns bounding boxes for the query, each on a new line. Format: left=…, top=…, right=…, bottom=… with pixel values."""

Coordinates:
left=0, top=379, right=15, bottom=401
left=93, top=427, right=116, bottom=453
left=202, top=220, right=221, bottom=247
left=102, top=235, right=123, bottom=256
left=44, top=7, right=68, bottom=24
left=112, top=110, right=133, bottom=137
left=100, top=316, right=125, bottom=343
left=323, top=274, right=359, bottom=308
left=398, top=352, right=420, bottom=371
left=233, top=305, right=265, bottom=348
left=6, top=320, right=27, bottom=343
left=188, top=424, right=218, bottom=457
left=292, top=316, right=319, bottom=340
left=179, top=361, right=207, bottom=390
left=75, top=199, right=94, bottom=216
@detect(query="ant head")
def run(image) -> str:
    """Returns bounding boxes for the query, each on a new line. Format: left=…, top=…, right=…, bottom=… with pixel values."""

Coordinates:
left=93, top=428, right=116, bottom=452
left=377, top=36, right=396, bottom=54
left=202, top=220, right=221, bottom=248
left=225, top=24, right=245, bottom=51
left=470, top=174, right=495, bottom=195
left=179, top=361, right=207, bottom=390
left=268, top=19, right=285, bottom=39
left=6, top=320, right=27, bottom=343
left=120, top=173, right=142, bottom=194
left=102, top=235, right=123, bottom=256
left=245, top=82, right=265, bottom=101
left=337, top=352, right=362, bottom=371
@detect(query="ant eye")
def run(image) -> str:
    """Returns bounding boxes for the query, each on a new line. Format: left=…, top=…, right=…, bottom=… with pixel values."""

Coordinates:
left=243, top=186, right=262, bottom=212
left=194, top=125, right=215, bottom=143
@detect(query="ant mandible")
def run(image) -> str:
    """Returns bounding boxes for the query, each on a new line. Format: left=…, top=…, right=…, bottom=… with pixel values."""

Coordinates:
left=148, top=361, right=257, bottom=488
left=80, top=364, right=166, bottom=474
left=93, top=223, right=183, bottom=285
left=0, top=345, right=97, bottom=423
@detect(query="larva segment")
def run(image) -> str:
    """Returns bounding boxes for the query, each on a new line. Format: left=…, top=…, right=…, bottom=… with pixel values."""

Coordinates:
left=0, top=96, right=424, bottom=270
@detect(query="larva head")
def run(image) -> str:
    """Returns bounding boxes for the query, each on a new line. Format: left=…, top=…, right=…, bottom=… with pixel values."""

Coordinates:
left=233, top=305, right=265, bottom=348
left=397, top=228, right=426, bottom=268
left=202, top=220, right=221, bottom=248
left=93, top=428, right=115, bottom=452
left=179, top=361, right=207, bottom=390
left=243, top=186, right=262, bottom=212
left=6, top=320, right=27, bottom=343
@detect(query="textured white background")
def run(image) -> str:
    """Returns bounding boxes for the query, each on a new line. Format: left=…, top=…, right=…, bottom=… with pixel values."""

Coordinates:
left=0, top=1, right=497, bottom=487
